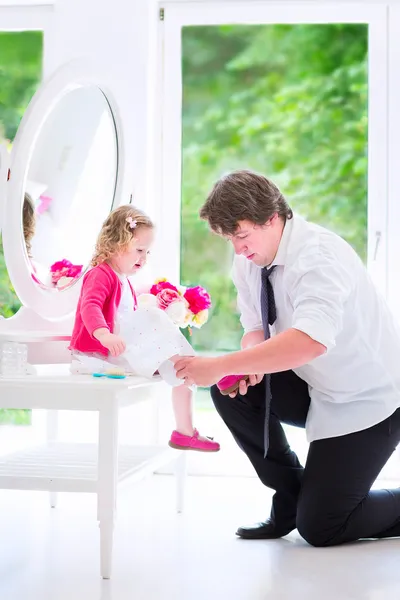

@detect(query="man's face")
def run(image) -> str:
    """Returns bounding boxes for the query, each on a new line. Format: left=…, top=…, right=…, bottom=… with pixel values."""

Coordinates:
left=225, top=215, right=284, bottom=267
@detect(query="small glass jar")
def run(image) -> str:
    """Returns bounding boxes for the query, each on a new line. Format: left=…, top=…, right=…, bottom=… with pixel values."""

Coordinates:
left=0, top=342, right=28, bottom=377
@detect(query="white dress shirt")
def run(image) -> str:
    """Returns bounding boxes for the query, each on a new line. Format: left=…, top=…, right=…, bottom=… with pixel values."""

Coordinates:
left=232, top=214, right=400, bottom=442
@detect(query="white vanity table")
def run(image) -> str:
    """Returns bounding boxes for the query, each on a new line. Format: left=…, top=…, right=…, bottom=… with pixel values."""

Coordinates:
left=0, top=61, right=186, bottom=580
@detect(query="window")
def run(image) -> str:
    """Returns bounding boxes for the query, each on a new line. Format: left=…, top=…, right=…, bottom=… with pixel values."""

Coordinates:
left=181, top=22, right=369, bottom=353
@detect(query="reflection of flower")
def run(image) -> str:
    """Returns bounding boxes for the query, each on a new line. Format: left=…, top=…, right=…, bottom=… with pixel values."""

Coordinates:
left=50, top=259, right=83, bottom=288
left=140, top=278, right=211, bottom=331
left=56, top=276, right=75, bottom=290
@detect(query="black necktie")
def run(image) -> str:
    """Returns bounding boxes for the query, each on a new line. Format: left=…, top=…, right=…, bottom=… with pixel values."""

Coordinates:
left=261, top=266, right=276, bottom=456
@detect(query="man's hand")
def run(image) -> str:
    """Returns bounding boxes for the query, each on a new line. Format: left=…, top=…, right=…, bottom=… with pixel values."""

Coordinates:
left=228, top=373, right=264, bottom=398
left=228, top=330, right=265, bottom=396
left=93, top=329, right=126, bottom=357
left=174, top=356, right=224, bottom=387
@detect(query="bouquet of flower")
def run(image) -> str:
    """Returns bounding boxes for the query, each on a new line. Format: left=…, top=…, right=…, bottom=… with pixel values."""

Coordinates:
left=50, top=259, right=83, bottom=289
left=137, top=278, right=211, bottom=332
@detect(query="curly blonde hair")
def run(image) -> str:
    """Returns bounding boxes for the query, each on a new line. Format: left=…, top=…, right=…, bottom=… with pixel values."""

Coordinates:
left=23, top=193, right=36, bottom=259
left=91, top=205, right=154, bottom=267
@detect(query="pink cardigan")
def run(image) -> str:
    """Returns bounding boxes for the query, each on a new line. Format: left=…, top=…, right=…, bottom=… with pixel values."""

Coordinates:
left=69, top=262, right=136, bottom=357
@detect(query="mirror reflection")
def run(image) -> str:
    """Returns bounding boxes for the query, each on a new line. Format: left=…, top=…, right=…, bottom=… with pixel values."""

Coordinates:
left=21, top=85, right=118, bottom=289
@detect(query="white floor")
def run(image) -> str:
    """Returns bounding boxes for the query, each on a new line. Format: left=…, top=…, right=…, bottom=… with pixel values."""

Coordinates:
left=1, top=473, right=400, bottom=600
left=1, top=400, right=400, bottom=600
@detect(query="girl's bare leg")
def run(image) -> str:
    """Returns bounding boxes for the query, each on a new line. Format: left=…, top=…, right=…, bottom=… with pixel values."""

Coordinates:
left=172, top=384, right=194, bottom=436
left=169, top=355, right=210, bottom=441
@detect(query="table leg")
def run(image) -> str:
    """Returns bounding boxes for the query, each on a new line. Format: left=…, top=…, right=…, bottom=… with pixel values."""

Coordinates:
left=97, top=402, right=119, bottom=579
left=47, top=410, right=58, bottom=508
left=175, top=452, right=187, bottom=514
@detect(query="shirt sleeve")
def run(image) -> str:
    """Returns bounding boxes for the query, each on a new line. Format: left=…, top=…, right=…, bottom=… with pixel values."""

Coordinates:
left=288, top=249, right=354, bottom=351
left=231, top=257, right=263, bottom=334
left=80, top=269, right=111, bottom=337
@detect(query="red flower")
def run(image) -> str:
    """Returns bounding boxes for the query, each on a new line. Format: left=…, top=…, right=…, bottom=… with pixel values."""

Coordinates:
left=150, top=280, right=179, bottom=296
left=183, top=286, right=211, bottom=315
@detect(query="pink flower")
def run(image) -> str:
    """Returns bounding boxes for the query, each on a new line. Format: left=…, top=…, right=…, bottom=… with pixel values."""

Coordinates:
left=157, top=288, right=182, bottom=310
left=150, top=280, right=179, bottom=296
left=183, top=286, right=211, bottom=315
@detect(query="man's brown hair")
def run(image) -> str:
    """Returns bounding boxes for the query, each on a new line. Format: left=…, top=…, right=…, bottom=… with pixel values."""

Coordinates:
left=200, top=170, right=293, bottom=235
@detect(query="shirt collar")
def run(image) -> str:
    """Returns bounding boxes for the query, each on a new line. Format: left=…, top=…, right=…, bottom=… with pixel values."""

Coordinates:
left=270, top=214, right=295, bottom=267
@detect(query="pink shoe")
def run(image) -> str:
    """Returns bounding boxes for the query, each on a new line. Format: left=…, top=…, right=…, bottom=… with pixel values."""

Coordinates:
left=168, top=428, right=220, bottom=452
left=217, top=374, right=249, bottom=395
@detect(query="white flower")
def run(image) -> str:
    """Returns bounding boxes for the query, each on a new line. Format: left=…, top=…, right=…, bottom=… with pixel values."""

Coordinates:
left=191, top=308, right=209, bottom=328
left=165, top=300, right=188, bottom=327
left=137, top=293, right=158, bottom=308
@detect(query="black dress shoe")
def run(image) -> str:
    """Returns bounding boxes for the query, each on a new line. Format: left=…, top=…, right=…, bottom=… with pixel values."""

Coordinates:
left=236, top=519, right=294, bottom=539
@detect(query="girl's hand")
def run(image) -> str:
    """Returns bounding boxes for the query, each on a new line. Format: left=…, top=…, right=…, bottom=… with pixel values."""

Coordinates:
left=96, top=331, right=126, bottom=356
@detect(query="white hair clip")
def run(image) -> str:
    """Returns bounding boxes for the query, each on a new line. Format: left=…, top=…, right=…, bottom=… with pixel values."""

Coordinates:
left=126, top=216, right=137, bottom=229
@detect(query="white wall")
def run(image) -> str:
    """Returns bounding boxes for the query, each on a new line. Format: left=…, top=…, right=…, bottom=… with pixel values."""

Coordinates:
left=43, top=0, right=159, bottom=217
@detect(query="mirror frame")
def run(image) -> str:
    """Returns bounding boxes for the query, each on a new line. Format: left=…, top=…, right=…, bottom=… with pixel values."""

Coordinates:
left=1, top=59, right=124, bottom=320
left=0, top=143, right=8, bottom=235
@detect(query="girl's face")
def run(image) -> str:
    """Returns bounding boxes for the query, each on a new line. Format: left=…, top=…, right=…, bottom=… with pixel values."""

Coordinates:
left=112, top=226, right=154, bottom=276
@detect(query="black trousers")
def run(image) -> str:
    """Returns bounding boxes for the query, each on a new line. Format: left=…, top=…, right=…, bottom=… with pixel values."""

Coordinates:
left=211, top=370, right=400, bottom=547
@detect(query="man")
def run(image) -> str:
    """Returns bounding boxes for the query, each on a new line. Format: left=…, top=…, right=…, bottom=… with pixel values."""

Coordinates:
left=175, top=169, right=400, bottom=547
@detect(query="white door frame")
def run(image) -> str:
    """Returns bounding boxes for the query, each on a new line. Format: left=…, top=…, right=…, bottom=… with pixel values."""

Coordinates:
left=0, top=5, right=53, bottom=30
left=387, top=4, right=400, bottom=318
left=157, top=1, right=388, bottom=296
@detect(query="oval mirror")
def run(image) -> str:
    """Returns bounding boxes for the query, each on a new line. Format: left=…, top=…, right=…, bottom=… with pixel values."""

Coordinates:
left=2, top=61, right=123, bottom=320
left=23, top=86, right=117, bottom=290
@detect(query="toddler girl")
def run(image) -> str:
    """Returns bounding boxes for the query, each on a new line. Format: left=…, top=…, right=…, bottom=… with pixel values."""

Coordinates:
left=69, top=205, right=219, bottom=452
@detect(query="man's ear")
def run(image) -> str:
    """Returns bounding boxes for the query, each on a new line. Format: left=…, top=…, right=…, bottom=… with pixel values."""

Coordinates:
left=265, top=213, right=279, bottom=228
